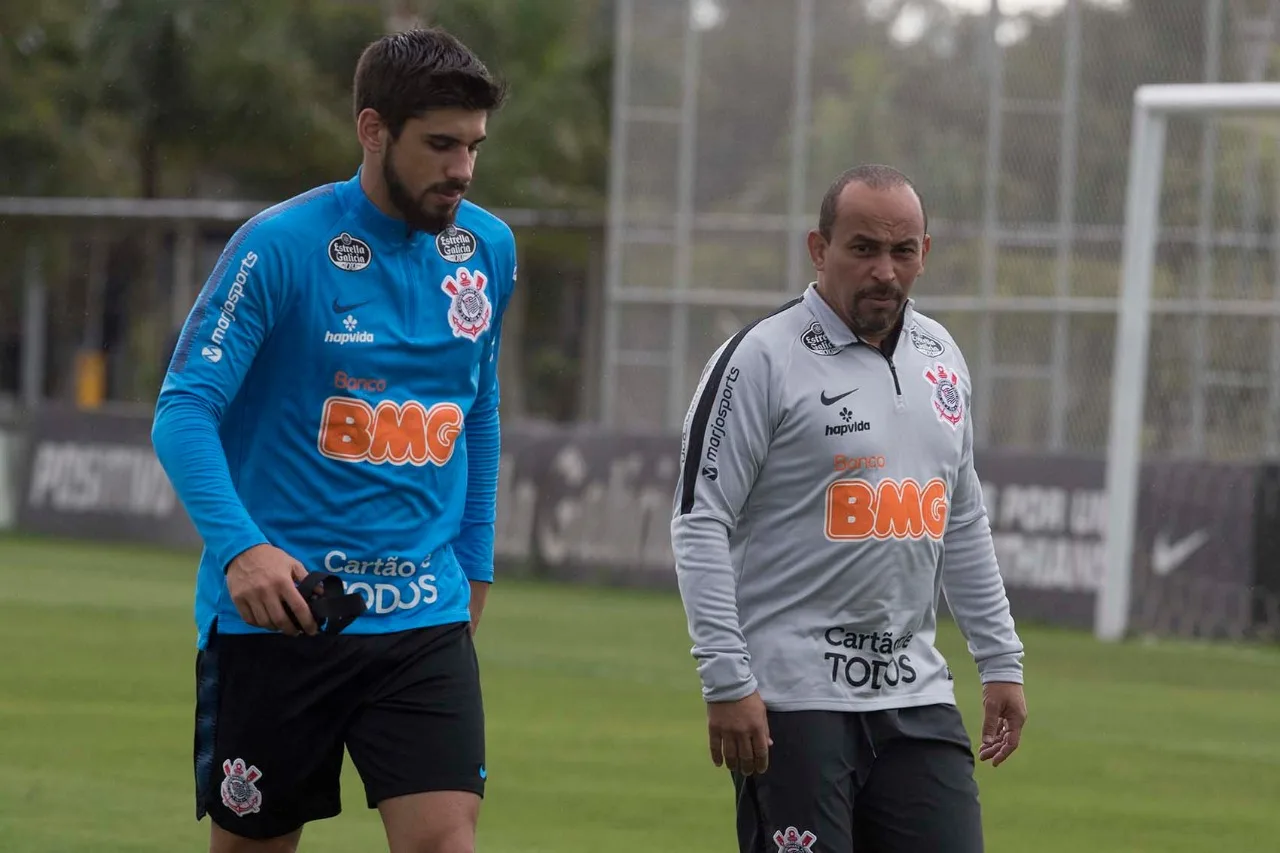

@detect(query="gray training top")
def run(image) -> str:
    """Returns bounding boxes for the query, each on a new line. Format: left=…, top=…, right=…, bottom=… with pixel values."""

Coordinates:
left=671, top=283, right=1025, bottom=713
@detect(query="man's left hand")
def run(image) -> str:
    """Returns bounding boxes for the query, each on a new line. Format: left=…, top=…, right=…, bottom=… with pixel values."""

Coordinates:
left=978, top=681, right=1026, bottom=768
left=469, top=580, right=490, bottom=637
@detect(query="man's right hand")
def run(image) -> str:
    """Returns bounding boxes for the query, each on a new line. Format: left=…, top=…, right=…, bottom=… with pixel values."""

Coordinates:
left=707, top=691, right=772, bottom=776
left=226, top=544, right=319, bottom=636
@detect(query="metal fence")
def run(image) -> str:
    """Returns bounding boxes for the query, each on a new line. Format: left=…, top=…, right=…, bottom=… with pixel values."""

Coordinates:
left=0, top=196, right=601, bottom=418
left=600, top=0, right=1280, bottom=460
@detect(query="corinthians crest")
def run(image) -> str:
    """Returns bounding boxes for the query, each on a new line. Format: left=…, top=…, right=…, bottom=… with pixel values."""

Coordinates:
left=774, top=826, right=817, bottom=853
left=923, top=362, right=965, bottom=429
left=441, top=267, right=492, bottom=341
left=220, top=758, right=264, bottom=817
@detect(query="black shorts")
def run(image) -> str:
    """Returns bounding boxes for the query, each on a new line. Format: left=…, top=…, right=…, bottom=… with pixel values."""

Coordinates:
left=733, top=703, right=983, bottom=853
left=193, top=619, right=484, bottom=840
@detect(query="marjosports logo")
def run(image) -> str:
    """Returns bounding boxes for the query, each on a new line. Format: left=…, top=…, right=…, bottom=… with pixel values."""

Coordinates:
left=824, top=477, right=949, bottom=541
left=206, top=250, right=258, bottom=359
left=701, top=365, right=740, bottom=481
left=317, top=398, right=462, bottom=466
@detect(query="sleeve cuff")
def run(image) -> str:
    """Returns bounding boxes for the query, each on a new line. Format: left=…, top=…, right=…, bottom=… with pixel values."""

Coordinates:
left=699, top=654, right=758, bottom=703
left=461, top=565, right=495, bottom=583
left=217, top=534, right=270, bottom=574
left=976, top=653, right=1025, bottom=685
left=703, top=675, right=759, bottom=704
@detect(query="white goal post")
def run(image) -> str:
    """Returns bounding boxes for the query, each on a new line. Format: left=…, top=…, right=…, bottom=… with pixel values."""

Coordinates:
left=1098, top=82, right=1280, bottom=642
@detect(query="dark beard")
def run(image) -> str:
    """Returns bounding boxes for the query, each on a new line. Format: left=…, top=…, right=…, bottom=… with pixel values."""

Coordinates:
left=849, top=287, right=905, bottom=338
left=383, top=153, right=465, bottom=235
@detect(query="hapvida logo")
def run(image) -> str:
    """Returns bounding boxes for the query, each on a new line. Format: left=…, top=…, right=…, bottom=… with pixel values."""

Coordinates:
left=324, top=314, right=375, bottom=345
left=825, top=420, right=871, bottom=437
left=324, top=330, right=375, bottom=345
left=825, top=406, right=871, bottom=437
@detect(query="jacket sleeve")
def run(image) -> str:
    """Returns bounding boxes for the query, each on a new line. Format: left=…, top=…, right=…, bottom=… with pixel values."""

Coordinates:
left=941, top=366, right=1025, bottom=684
left=670, top=334, right=775, bottom=703
left=452, top=240, right=516, bottom=583
left=151, top=228, right=287, bottom=572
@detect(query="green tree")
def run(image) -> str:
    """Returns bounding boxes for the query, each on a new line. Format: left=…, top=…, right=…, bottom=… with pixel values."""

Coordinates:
left=1, top=0, right=613, bottom=413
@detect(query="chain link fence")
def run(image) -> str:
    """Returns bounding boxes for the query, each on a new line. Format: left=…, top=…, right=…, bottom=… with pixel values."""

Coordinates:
left=601, top=0, right=1280, bottom=462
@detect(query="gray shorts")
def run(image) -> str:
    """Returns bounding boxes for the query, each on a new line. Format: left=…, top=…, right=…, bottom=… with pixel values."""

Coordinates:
left=731, top=703, right=983, bottom=853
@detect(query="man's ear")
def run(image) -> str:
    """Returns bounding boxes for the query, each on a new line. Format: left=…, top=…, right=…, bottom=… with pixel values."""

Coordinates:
left=920, top=233, right=931, bottom=273
left=807, top=229, right=828, bottom=273
left=356, top=108, right=387, bottom=155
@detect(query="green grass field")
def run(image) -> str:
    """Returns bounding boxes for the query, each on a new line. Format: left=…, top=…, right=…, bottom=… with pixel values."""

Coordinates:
left=1, top=534, right=1278, bottom=852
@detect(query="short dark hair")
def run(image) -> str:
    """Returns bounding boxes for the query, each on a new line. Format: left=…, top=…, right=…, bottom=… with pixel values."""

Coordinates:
left=817, top=164, right=928, bottom=240
left=353, top=27, right=508, bottom=139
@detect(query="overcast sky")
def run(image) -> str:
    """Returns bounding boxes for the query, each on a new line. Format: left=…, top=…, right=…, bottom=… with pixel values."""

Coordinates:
left=941, top=0, right=1123, bottom=13
left=893, top=0, right=1125, bottom=44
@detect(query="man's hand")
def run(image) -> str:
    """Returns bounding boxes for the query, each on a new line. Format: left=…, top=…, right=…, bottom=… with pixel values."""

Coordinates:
left=707, top=691, right=772, bottom=777
left=468, top=580, right=490, bottom=637
left=978, top=681, right=1027, bottom=767
left=226, top=544, right=319, bottom=637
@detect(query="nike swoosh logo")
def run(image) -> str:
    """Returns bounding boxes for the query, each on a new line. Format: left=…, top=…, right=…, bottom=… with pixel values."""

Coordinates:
left=820, top=389, right=857, bottom=406
left=1151, top=528, right=1211, bottom=577
left=332, top=298, right=370, bottom=314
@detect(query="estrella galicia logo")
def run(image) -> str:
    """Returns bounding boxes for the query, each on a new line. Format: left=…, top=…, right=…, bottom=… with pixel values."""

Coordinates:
left=436, top=226, right=477, bottom=263
left=909, top=325, right=945, bottom=357
left=328, top=232, right=372, bottom=272
left=802, top=321, right=839, bottom=355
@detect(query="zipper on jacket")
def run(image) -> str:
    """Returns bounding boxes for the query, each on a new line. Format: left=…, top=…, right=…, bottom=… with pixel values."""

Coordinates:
left=879, top=350, right=902, bottom=396
left=880, top=350, right=907, bottom=412
left=402, top=251, right=417, bottom=334
left=857, top=338, right=907, bottom=411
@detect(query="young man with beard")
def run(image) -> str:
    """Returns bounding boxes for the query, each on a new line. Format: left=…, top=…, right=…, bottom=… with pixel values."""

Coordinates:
left=152, top=27, right=513, bottom=853
left=671, top=164, right=1027, bottom=853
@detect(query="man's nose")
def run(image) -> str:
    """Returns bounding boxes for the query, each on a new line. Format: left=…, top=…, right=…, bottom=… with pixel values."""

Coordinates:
left=870, top=253, right=896, bottom=283
left=445, top=150, right=474, bottom=183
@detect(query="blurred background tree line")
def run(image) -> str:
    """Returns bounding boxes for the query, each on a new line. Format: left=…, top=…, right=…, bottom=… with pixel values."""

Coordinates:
left=0, top=0, right=612, bottom=417
left=1, top=0, right=1274, bottom=426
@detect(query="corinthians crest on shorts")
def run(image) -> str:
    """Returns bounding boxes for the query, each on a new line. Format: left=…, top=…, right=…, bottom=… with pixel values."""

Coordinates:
left=220, top=758, right=264, bottom=817
left=923, top=362, right=965, bottom=429
left=774, top=827, right=817, bottom=853
left=441, top=267, right=492, bottom=341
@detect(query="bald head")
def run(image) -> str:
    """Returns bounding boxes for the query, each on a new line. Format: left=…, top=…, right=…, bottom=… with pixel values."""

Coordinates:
left=818, top=164, right=928, bottom=241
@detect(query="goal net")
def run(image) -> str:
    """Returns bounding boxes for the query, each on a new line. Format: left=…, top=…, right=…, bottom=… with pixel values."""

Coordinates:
left=1100, top=82, right=1280, bottom=644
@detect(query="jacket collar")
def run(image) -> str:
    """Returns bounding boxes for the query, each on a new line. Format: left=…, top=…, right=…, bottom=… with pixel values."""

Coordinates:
left=801, top=282, right=914, bottom=354
left=334, top=168, right=432, bottom=250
